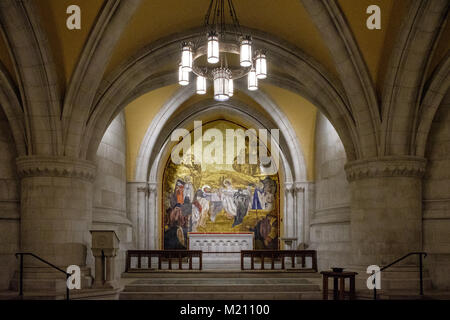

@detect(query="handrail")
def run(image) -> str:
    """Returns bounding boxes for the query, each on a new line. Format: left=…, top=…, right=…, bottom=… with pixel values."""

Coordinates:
left=15, top=252, right=71, bottom=300
left=371, top=252, right=427, bottom=300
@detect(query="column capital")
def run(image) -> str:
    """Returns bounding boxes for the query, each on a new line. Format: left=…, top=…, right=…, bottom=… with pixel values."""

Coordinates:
left=344, top=156, right=427, bottom=182
left=148, top=183, right=157, bottom=193
left=16, top=156, right=97, bottom=182
left=293, top=182, right=306, bottom=193
left=133, top=181, right=150, bottom=194
left=284, top=183, right=294, bottom=194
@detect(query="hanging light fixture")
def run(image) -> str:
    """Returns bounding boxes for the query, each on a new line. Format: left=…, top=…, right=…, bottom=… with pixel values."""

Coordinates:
left=248, top=67, right=258, bottom=91
left=240, top=36, right=253, bottom=67
left=255, top=51, right=267, bottom=79
left=213, top=68, right=231, bottom=101
left=181, top=42, right=193, bottom=72
left=207, top=32, right=220, bottom=64
left=178, top=0, right=268, bottom=100
left=178, top=63, right=189, bottom=86
left=229, top=78, right=234, bottom=97
left=196, top=75, right=207, bottom=95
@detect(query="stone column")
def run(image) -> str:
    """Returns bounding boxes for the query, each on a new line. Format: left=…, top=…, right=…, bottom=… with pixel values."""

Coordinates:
left=283, top=183, right=296, bottom=249
left=294, top=183, right=305, bottom=246
left=147, top=182, right=158, bottom=249
left=17, top=156, right=96, bottom=267
left=345, top=156, right=426, bottom=267
left=136, top=183, right=149, bottom=250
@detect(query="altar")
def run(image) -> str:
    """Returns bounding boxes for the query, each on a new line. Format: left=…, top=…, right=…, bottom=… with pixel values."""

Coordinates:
left=188, top=233, right=254, bottom=269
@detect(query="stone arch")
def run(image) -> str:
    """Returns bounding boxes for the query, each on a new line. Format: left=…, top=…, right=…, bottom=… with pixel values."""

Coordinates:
left=134, top=86, right=305, bottom=184
left=0, top=62, right=27, bottom=156
left=301, top=0, right=380, bottom=158
left=132, top=99, right=308, bottom=250
left=415, top=53, right=450, bottom=157
left=0, top=0, right=62, bottom=155
left=85, top=27, right=359, bottom=163
left=63, top=0, right=141, bottom=158
left=380, top=0, right=449, bottom=156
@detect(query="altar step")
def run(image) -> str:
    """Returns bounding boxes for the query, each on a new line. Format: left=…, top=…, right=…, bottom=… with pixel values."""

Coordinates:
left=0, top=288, right=121, bottom=300
left=122, top=270, right=321, bottom=278
left=120, top=272, right=322, bottom=300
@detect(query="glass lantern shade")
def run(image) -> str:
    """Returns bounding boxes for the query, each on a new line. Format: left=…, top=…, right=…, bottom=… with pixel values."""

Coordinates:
left=196, top=76, right=207, bottom=95
left=213, top=68, right=231, bottom=101
left=248, top=67, right=258, bottom=91
left=207, top=33, right=219, bottom=64
left=229, top=78, right=234, bottom=97
left=255, top=52, right=267, bottom=79
left=240, top=37, right=253, bottom=67
left=181, top=43, right=193, bottom=72
left=178, top=63, right=189, bottom=86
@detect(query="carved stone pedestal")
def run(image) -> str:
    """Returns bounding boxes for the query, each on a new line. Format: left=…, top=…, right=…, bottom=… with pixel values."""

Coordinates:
left=90, top=230, right=120, bottom=289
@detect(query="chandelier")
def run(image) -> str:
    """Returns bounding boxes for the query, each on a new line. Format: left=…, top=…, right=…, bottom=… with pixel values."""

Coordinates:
left=178, top=0, right=267, bottom=101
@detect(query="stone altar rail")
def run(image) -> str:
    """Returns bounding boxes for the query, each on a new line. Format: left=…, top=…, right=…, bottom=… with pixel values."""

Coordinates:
left=126, top=250, right=203, bottom=271
left=241, top=250, right=318, bottom=272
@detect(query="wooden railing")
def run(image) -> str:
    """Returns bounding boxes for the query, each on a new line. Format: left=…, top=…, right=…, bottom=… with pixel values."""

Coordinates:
left=126, top=250, right=203, bottom=271
left=241, top=250, right=317, bottom=272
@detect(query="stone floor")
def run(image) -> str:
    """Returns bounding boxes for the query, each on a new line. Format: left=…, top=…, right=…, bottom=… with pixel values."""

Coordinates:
left=120, top=271, right=323, bottom=300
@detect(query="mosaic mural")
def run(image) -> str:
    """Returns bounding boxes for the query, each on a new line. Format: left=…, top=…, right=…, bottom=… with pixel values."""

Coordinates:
left=162, top=121, right=280, bottom=250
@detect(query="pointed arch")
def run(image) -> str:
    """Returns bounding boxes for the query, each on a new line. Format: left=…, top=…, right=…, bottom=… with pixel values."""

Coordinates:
left=63, top=0, right=142, bottom=158
left=0, top=0, right=62, bottom=155
left=84, top=27, right=359, bottom=165
left=301, top=0, right=380, bottom=158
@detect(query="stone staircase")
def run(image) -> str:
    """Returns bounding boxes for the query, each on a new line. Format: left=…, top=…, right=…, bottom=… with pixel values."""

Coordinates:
left=120, top=271, right=322, bottom=300
left=353, top=265, right=435, bottom=300
left=0, top=266, right=119, bottom=300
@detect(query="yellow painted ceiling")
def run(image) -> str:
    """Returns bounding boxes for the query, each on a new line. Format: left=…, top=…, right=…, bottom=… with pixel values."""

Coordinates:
left=124, top=85, right=275, bottom=181
left=0, top=0, right=446, bottom=185
left=36, top=0, right=105, bottom=89
left=124, top=84, right=179, bottom=180
left=107, top=0, right=336, bottom=78
left=261, top=84, right=317, bottom=181
left=1, top=0, right=448, bottom=96
left=124, top=82, right=317, bottom=182
left=338, top=0, right=411, bottom=95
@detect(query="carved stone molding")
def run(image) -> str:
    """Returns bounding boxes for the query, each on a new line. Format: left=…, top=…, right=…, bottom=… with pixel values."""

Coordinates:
left=284, top=183, right=294, bottom=195
left=16, top=156, right=97, bottom=182
left=136, top=185, right=149, bottom=194
left=148, top=183, right=157, bottom=194
left=344, top=156, right=427, bottom=182
left=294, top=182, right=306, bottom=193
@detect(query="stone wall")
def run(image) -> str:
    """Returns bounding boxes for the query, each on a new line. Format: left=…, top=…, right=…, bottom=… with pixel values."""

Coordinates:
left=423, top=91, right=450, bottom=290
left=92, top=111, right=133, bottom=279
left=310, top=113, right=351, bottom=270
left=0, top=107, right=19, bottom=290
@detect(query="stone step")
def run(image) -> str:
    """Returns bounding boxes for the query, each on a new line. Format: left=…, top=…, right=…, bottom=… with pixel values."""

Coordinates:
left=377, top=269, right=430, bottom=279
left=120, top=291, right=323, bottom=300
left=0, top=288, right=121, bottom=300
left=10, top=274, right=92, bottom=291
left=354, top=277, right=432, bottom=291
left=122, top=271, right=321, bottom=279
left=356, top=289, right=450, bottom=300
left=123, top=280, right=320, bottom=293
left=10, top=278, right=68, bottom=292
left=10, top=266, right=93, bottom=291
left=380, top=278, right=432, bottom=290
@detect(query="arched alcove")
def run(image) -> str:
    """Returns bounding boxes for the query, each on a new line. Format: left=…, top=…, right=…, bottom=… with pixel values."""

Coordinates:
left=161, top=119, right=281, bottom=251
left=128, top=98, right=311, bottom=255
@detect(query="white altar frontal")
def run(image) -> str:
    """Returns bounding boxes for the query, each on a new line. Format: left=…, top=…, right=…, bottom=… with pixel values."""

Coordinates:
left=188, top=233, right=254, bottom=269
